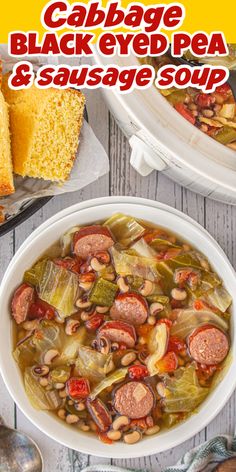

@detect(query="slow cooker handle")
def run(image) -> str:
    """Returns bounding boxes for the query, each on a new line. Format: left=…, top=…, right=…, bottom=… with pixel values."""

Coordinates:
left=129, top=135, right=167, bottom=177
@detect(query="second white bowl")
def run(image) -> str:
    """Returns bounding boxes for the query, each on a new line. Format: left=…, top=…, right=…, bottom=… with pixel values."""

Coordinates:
left=0, top=197, right=235, bottom=458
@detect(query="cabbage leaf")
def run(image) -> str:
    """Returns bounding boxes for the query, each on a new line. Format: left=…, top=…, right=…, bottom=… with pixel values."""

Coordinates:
left=163, top=365, right=209, bottom=413
left=39, top=260, right=79, bottom=318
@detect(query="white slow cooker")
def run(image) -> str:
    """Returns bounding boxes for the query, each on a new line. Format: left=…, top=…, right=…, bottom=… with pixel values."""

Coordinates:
left=93, top=51, right=236, bottom=205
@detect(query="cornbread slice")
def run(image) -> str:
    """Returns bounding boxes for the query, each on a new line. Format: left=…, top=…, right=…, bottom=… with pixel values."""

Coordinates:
left=0, top=90, right=14, bottom=196
left=2, top=75, right=85, bottom=181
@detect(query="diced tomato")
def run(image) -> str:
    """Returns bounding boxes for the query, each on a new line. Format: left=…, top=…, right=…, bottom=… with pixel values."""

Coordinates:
left=175, top=103, right=196, bottom=124
left=28, top=298, right=55, bottom=320
left=195, top=93, right=215, bottom=108
left=54, top=257, right=82, bottom=274
left=167, top=336, right=186, bottom=354
left=128, top=364, right=149, bottom=380
left=193, top=299, right=205, bottom=310
left=98, top=432, right=113, bottom=444
left=215, top=83, right=231, bottom=94
left=85, top=313, right=104, bottom=331
left=155, top=351, right=178, bottom=373
left=66, top=377, right=90, bottom=400
left=157, top=318, right=172, bottom=328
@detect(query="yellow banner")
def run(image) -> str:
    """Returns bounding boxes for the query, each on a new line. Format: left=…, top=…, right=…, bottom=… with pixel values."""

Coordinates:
left=1, top=0, right=235, bottom=44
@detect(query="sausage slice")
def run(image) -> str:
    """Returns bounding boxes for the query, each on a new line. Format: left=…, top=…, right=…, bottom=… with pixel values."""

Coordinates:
left=87, top=398, right=112, bottom=432
left=110, top=293, right=148, bottom=325
left=98, top=320, right=136, bottom=348
left=113, top=381, right=154, bottom=419
left=188, top=324, right=229, bottom=365
left=73, top=226, right=114, bottom=259
left=11, top=283, right=35, bottom=324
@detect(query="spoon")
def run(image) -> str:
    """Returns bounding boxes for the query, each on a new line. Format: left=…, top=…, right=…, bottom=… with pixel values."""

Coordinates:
left=168, top=48, right=236, bottom=99
left=0, top=418, right=43, bottom=472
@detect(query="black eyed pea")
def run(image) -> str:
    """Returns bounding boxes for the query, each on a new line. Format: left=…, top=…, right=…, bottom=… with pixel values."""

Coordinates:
left=22, top=320, right=40, bottom=331
left=140, top=280, right=153, bottom=297
left=43, top=349, right=59, bottom=365
left=145, top=425, right=160, bottom=435
left=107, top=430, right=122, bottom=441
left=65, top=319, right=80, bottom=335
left=97, top=336, right=111, bottom=355
left=59, top=389, right=67, bottom=399
left=39, top=377, right=49, bottom=387
left=171, top=287, right=187, bottom=301
left=117, top=277, right=129, bottom=293
left=111, top=342, right=119, bottom=351
left=89, top=420, right=97, bottom=432
left=57, top=408, right=66, bottom=420
left=156, top=382, right=167, bottom=397
left=79, top=281, right=94, bottom=291
left=150, top=302, right=164, bottom=316
left=112, top=415, right=130, bottom=431
left=147, top=315, right=156, bottom=326
left=76, top=298, right=92, bottom=309
left=124, top=430, right=141, bottom=444
left=75, top=402, right=86, bottom=412
left=96, top=306, right=110, bottom=313
left=81, top=311, right=93, bottom=321
left=90, top=257, right=106, bottom=272
left=54, top=382, right=65, bottom=390
left=33, top=365, right=49, bottom=377
left=55, top=313, right=64, bottom=324
left=121, top=352, right=137, bottom=366
left=202, top=108, right=214, bottom=118
left=66, top=414, right=79, bottom=424
left=80, top=423, right=90, bottom=432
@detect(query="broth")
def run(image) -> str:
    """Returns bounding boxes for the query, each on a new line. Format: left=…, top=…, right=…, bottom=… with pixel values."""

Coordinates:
left=11, top=214, right=232, bottom=444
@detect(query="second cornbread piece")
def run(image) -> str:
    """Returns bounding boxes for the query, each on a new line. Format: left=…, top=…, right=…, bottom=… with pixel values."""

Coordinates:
left=0, top=90, right=14, bottom=196
left=2, top=75, right=85, bottom=182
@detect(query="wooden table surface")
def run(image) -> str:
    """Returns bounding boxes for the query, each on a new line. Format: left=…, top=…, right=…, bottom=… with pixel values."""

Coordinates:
left=0, top=89, right=236, bottom=472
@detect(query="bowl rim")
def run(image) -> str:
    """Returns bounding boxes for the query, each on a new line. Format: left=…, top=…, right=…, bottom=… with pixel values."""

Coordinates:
left=0, top=196, right=235, bottom=458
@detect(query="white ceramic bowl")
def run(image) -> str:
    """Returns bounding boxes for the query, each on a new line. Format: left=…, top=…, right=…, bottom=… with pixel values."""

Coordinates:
left=0, top=196, right=235, bottom=458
